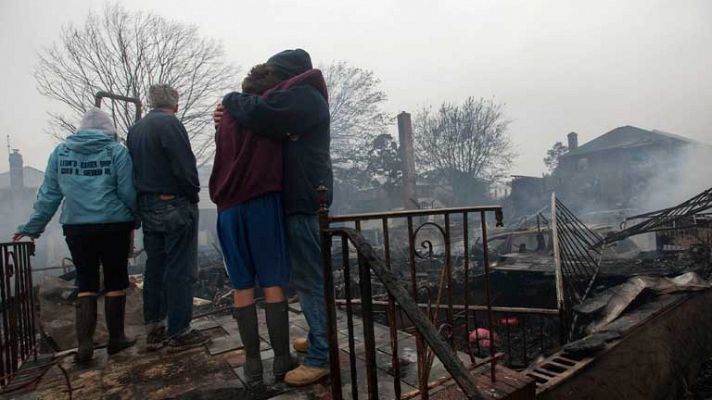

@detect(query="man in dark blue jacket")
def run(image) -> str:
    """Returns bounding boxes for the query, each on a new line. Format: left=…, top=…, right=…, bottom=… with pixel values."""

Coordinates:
left=215, top=49, right=333, bottom=386
left=127, top=84, right=208, bottom=352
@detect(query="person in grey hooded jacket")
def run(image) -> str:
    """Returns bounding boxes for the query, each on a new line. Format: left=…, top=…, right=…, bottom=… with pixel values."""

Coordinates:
left=14, top=107, right=138, bottom=363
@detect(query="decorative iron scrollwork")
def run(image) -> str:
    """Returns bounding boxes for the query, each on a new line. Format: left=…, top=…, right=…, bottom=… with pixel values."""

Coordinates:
left=411, top=221, right=447, bottom=260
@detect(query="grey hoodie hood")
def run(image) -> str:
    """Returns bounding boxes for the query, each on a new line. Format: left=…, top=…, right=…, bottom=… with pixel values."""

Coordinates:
left=65, top=129, right=115, bottom=154
left=79, top=107, right=116, bottom=134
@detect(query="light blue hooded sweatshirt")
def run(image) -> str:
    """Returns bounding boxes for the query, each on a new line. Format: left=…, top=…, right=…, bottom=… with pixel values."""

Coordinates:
left=18, top=129, right=137, bottom=237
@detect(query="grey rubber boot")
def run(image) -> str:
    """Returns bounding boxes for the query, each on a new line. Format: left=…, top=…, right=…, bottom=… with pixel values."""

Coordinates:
left=265, top=301, right=297, bottom=381
left=105, top=295, right=136, bottom=355
left=75, top=296, right=97, bottom=363
left=234, top=304, right=263, bottom=387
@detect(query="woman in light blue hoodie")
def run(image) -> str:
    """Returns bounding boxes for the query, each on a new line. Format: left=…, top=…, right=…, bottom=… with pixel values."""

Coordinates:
left=14, top=107, right=138, bottom=363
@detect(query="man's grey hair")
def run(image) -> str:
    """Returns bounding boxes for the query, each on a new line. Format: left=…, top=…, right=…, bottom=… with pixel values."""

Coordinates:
left=148, top=84, right=179, bottom=109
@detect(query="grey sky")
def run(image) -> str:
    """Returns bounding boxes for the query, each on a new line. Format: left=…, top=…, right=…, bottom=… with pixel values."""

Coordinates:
left=1, top=0, right=710, bottom=177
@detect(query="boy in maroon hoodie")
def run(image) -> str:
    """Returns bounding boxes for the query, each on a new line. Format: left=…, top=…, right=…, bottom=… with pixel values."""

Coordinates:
left=210, top=64, right=294, bottom=387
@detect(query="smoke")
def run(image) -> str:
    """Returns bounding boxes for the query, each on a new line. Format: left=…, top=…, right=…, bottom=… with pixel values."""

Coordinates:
left=0, top=187, right=70, bottom=278
left=636, top=144, right=712, bottom=213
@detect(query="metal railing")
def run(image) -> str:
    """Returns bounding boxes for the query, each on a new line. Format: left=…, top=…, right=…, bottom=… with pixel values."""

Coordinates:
left=319, top=186, right=513, bottom=399
left=0, top=242, right=37, bottom=387
left=331, top=300, right=562, bottom=371
left=551, top=194, right=603, bottom=341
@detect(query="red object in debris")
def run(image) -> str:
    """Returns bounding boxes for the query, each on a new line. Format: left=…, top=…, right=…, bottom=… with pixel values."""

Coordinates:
left=497, top=317, right=520, bottom=326
left=469, top=328, right=496, bottom=348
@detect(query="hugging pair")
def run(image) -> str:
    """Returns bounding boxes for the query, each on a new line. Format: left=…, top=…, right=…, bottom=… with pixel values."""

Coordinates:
left=210, top=48, right=333, bottom=387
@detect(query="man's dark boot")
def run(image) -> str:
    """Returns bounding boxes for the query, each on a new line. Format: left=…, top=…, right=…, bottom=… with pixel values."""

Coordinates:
left=234, top=304, right=263, bottom=387
left=75, top=296, right=97, bottom=363
left=105, top=295, right=136, bottom=355
left=265, top=301, right=296, bottom=381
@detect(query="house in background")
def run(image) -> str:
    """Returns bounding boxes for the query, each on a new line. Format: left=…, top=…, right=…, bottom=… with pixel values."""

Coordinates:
left=554, top=126, right=703, bottom=212
left=0, top=150, right=69, bottom=271
left=0, top=151, right=45, bottom=189
left=506, top=125, right=709, bottom=221
left=0, top=150, right=46, bottom=235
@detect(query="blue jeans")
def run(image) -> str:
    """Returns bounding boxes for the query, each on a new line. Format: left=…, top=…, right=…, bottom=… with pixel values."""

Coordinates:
left=139, top=195, right=198, bottom=337
left=286, top=214, right=328, bottom=369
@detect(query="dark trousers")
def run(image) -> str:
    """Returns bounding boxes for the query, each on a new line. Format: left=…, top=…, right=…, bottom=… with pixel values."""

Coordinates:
left=64, top=223, right=133, bottom=293
left=138, top=195, right=198, bottom=338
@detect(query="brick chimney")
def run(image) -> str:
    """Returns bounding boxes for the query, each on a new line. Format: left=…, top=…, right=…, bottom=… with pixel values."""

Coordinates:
left=397, top=112, right=417, bottom=209
left=567, top=132, right=578, bottom=150
left=9, top=149, right=24, bottom=192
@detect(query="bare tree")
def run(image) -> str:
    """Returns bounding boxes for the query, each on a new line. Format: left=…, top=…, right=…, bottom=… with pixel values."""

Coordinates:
left=34, top=3, right=239, bottom=162
left=544, top=141, right=569, bottom=172
left=322, top=61, right=390, bottom=172
left=414, top=97, right=514, bottom=185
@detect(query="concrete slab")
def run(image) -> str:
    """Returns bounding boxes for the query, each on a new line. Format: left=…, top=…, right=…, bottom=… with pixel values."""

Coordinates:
left=207, top=334, right=243, bottom=355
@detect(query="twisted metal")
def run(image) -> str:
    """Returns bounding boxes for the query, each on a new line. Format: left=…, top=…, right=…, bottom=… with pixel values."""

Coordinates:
left=600, top=187, right=712, bottom=246
left=551, top=196, right=604, bottom=340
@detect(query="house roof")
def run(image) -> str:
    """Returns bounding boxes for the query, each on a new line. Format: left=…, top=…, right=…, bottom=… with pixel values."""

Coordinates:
left=0, top=166, right=45, bottom=189
left=563, top=125, right=697, bottom=158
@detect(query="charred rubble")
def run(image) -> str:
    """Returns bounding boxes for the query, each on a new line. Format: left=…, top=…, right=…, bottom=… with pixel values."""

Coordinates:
left=325, top=187, right=712, bottom=375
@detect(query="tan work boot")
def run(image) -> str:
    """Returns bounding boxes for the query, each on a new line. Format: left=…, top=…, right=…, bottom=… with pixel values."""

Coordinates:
left=293, top=337, right=308, bottom=353
left=284, top=365, right=329, bottom=386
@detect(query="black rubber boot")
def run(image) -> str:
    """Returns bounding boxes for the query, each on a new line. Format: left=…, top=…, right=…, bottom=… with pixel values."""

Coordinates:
left=105, top=295, right=136, bottom=355
left=75, top=296, right=97, bottom=363
left=234, top=304, right=263, bottom=387
left=265, top=301, right=296, bottom=381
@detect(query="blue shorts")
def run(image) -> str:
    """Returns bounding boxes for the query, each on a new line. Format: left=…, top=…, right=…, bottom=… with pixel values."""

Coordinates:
left=217, top=192, right=290, bottom=289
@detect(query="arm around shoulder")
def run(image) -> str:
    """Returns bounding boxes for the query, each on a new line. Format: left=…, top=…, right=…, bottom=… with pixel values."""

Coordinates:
left=223, top=85, right=329, bottom=139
